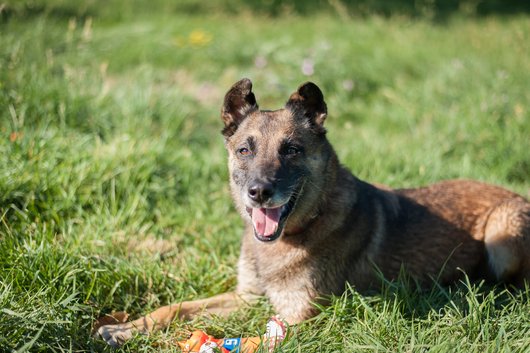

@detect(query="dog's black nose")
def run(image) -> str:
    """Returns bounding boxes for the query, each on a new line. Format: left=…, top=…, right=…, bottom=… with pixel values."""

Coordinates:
left=248, top=181, right=274, bottom=203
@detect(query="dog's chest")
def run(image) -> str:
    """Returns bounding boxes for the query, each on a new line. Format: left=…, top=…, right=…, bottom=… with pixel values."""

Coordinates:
left=254, top=243, right=321, bottom=322
left=254, top=242, right=310, bottom=282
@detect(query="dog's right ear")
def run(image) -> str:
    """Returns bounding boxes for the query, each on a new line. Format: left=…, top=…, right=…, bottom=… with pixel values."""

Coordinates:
left=221, top=78, right=259, bottom=137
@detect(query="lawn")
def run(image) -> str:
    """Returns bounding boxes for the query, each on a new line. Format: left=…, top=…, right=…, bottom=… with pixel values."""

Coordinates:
left=1, top=1, right=529, bottom=352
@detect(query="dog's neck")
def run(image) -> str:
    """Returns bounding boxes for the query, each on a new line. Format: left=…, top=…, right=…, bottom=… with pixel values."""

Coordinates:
left=284, top=209, right=322, bottom=237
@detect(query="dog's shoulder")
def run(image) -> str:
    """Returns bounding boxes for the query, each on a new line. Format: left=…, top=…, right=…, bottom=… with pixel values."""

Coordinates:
left=355, top=179, right=401, bottom=220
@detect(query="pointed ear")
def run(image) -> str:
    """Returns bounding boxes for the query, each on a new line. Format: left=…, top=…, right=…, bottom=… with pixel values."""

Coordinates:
left=221, top=78, right=259, bottom=137
left=285, top=82, right=327, bottom=131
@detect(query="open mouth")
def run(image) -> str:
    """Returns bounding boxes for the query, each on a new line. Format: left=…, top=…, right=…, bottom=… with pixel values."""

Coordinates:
left=246, top=195, right=297, bottom=242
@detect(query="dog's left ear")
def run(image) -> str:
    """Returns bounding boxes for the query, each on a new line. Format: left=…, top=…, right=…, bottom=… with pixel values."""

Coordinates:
left=221, top=78, right=259, bottom=137
left=285, top=82, right=327, bottom=132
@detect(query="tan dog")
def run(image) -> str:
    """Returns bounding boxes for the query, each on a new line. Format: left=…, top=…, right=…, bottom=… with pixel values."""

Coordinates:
left=97, top=79, right=530, bottom=346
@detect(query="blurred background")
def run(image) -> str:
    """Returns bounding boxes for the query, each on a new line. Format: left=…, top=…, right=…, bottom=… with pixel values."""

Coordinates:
left=4, top=0, right=530, bottom=19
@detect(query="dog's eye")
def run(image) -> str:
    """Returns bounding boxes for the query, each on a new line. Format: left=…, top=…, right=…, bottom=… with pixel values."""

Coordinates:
left=238, top=147, right=252, bottom=156
left=284, top=146, right=302, bottom=156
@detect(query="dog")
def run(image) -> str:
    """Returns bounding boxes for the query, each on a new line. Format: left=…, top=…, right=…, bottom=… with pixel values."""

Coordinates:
left=97, top=78, right=530, bottom=347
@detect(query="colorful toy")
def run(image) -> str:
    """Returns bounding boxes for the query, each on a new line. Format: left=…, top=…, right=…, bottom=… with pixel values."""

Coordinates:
left=177, top=316, right=287, bottom=353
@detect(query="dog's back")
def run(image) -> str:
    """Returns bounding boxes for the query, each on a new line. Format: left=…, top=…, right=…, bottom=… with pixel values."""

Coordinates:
left=365, top=180, right=530, bottom=287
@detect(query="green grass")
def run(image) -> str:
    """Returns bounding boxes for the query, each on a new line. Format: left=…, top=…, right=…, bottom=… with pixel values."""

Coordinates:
left=1, top=2, right=530, bottom=352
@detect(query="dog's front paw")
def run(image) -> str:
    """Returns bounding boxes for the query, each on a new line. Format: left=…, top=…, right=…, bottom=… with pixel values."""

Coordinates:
left=96, top=323, right=134, bottom=347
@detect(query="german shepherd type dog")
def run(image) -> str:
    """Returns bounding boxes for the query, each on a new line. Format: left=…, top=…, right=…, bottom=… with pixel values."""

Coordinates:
left=98, top=79, right=530, bottom=346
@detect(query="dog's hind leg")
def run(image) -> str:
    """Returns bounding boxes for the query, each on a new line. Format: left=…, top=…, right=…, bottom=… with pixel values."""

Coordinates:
left=482, top=198, right=530, bottom=286
left=96, top=292, right=258, bottom=347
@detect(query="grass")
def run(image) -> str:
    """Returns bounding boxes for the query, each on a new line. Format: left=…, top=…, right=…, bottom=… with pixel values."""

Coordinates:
left=1, top=1, right=530, bottom=351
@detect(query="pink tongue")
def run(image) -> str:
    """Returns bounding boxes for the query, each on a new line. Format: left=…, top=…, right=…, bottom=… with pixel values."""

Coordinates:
left=252, top=207, right=282, bottom=237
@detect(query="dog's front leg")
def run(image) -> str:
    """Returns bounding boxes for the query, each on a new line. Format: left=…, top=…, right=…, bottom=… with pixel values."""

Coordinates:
left=97, top=291, right=256, bottom=347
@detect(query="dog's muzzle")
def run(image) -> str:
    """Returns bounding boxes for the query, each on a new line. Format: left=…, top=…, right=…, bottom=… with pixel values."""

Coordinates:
left=245, top=189, right=300, bottom=243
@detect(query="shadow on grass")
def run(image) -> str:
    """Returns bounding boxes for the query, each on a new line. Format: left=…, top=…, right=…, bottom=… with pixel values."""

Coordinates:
left=322, top=272, right=529, bottom=327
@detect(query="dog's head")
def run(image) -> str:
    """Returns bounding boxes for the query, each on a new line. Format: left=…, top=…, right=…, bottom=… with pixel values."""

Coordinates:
left=221, top=78, right=334, bottom=243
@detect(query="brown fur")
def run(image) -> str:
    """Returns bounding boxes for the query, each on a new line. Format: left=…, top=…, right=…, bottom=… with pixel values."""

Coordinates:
left=97, top=79, right=530, bottom=346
